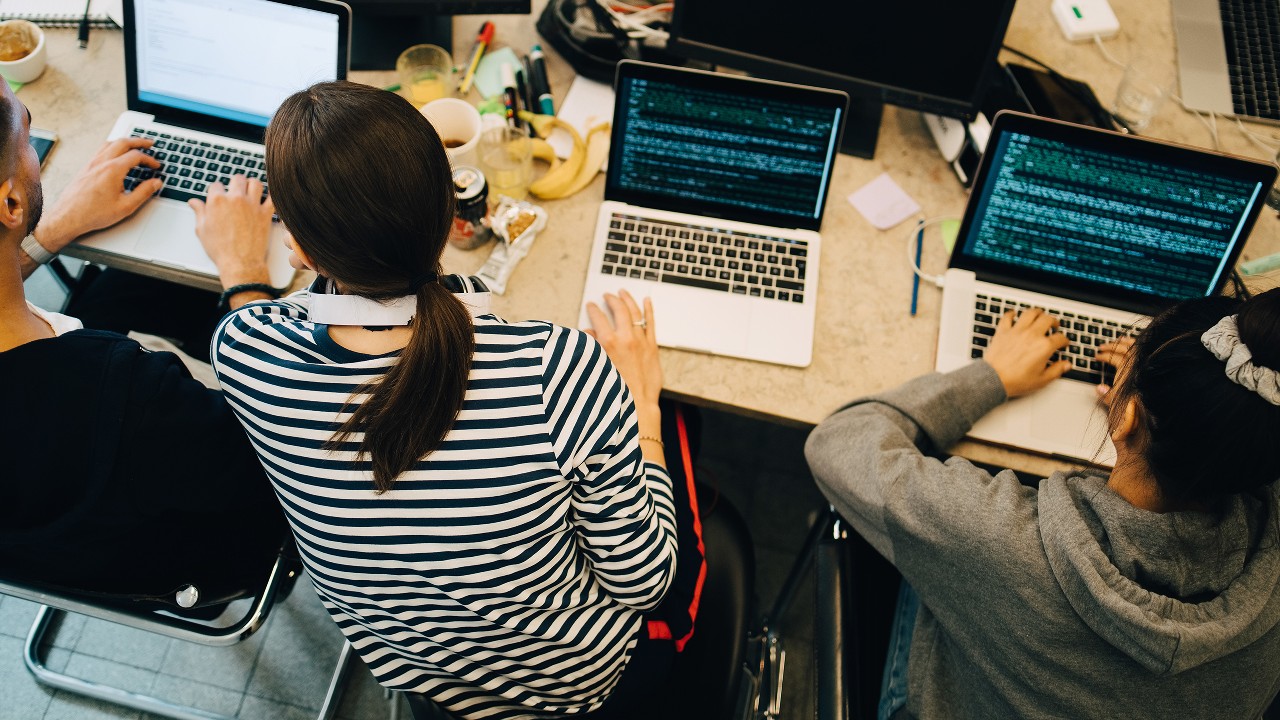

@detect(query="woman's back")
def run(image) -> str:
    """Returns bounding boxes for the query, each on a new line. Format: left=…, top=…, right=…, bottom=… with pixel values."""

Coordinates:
left=214, top=299, right=678, bottom=717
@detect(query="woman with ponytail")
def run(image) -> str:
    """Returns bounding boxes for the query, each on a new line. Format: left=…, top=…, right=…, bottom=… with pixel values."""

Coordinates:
left=204, top=82, right=680, bottom=719
left=807, top=286, right=1280, bottom=720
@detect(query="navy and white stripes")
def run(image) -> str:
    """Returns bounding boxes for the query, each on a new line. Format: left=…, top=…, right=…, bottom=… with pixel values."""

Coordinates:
left=211, top=295, right=677, bottom=718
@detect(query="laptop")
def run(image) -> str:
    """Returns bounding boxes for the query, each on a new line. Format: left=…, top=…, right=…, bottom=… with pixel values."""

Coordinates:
left=1172, top=0, right=1280, bottom=124
left=936, top=111, right=1277, bottom=465
left=576, top=60, right=847, bottom=367
left=77, top=0, right=351, bottom=288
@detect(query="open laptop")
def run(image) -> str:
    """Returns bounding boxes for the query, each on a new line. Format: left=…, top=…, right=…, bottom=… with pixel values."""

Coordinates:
left=1172, top=0, right=1280, bottom=124
left=76, top=0, right=351, bottom=288
left=577, top=60, right=847, bottom=367
left=936, top=111, right=1277, bottom=465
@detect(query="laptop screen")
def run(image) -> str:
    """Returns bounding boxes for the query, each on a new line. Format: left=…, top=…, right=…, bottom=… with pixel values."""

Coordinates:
left=606, top=61, right=847, bottom=232
left=125, top=0, right=348, bottom=139
left=953, top=112, right=1276, bottom=313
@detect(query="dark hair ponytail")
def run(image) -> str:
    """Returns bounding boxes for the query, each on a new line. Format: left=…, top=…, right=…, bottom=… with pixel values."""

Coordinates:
left=264, top=81, right=472, bottom=492
left=1110, top=286, right=1280, bottom=506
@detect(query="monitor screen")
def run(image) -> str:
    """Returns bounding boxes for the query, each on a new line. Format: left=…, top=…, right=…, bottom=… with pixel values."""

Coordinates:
left=669, top=0, right=1015, bottom=120
left=133, top=0, right=341, bottom=128
left=964, top=130, right=1262, bottom=300
left=607, top=62, right=845, bottom=231
left=952, top=113, right=1277, bottom=313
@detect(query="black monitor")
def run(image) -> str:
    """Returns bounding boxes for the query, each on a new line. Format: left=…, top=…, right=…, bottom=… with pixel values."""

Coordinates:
left=347, top=0, right=530, bottom=70
left=667, top=0, right=1016, bottom=158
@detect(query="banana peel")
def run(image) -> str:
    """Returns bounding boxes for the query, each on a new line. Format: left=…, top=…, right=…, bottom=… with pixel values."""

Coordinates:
left=528, top=119, right=611, bottom=200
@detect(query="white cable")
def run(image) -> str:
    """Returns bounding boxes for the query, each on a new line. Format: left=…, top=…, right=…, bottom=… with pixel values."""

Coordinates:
left=905, top=217, right=955, bottom=289
left=1092, top=35, right=1127, bottom=67
left=1234, top=117, right=1280, bottom=157
left=595, top=0, right=670, bottom=41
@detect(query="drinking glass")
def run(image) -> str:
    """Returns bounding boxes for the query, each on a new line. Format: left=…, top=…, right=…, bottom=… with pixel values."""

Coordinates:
left=477, top=126, right=533, bottom=203
left=396, top=44, right=454, bottom=108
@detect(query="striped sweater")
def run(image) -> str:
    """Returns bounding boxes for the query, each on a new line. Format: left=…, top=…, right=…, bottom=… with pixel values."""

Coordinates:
left=211, top=294, right=678, bottom=719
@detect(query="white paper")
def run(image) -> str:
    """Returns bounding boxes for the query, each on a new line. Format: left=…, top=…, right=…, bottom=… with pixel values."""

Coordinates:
left=847, top=173, right=921, bottom=230
left=548, top=76, right=615, bottom=161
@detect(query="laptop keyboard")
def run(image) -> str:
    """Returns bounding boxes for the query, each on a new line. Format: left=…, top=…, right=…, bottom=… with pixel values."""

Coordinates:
left=971, top=294, right=1141, bottom=385
left=1221, top=0, right=1280, bottom=121
left=123, top=127, right=267, bottom=203
left=600, top=213, right=809, bottom=303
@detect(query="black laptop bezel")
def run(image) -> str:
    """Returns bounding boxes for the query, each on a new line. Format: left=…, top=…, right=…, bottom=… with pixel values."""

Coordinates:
left=605, top=60, right=849, bottom=233
left=123, top=0, right=351, bottom=144
left=949, top=111, right=1278, bottom=315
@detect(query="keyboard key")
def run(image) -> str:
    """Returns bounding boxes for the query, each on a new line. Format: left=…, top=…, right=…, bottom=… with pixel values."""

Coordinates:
left=776, top=279, right=804, bottom=291
left=664, top=273, right=730, bottom=293
left=792, top=294, right=803, bottom=303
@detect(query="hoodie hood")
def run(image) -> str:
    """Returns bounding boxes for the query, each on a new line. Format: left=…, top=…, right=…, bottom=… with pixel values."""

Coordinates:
left=1039, top=473, right=1280, bottom=676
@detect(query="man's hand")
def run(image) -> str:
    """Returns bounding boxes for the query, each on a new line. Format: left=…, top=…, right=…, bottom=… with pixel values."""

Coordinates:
left=984, top=308, right=1071, bottom=398
left=189, top=175, right=274, bottom=289
left=35, top=138, right=163, bottom=252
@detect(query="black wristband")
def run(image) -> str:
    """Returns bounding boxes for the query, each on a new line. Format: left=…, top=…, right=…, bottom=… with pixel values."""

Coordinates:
left=218, top=282, right=282, bottom=311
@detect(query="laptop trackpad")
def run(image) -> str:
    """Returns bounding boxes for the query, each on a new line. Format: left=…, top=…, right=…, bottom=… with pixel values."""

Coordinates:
left=1028, top=384, right=1108, bottom=446
left=134, top=202, right=215, bottom=274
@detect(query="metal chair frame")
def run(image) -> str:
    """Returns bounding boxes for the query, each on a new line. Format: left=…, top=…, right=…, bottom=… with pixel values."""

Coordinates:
left=0, top=548, right=355, bottom=720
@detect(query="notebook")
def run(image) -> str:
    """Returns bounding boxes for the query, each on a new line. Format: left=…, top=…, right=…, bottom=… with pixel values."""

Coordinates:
left=576, top=60, right=847, bottom=367
left=935, top=111, right=1277, bottom=466
left=75, top=0, right=350, bottom=289
left=0, top=0, right=115, bottom=27
left=1172, top=0, right=1280, bottom=124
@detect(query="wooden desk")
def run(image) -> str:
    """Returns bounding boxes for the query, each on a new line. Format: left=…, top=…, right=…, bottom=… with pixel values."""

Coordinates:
left=24, top=1, right=1280, bottom=476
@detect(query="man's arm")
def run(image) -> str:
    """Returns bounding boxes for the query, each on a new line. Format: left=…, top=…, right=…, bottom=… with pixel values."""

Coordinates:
left=21, top=138, right=162, bottom=280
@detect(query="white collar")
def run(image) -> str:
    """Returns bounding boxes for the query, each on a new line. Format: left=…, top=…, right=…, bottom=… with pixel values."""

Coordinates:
left=305, top=276, right=491, bottom=326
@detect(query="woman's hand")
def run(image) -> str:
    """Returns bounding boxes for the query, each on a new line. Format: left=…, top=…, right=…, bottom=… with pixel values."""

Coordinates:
left=584, top=290, right=663, bottom=439
left=1094, top=336, right=1136, bottom=406
left=189, top=175, right=274, bottom=289
left=983, top=308, right=1071, bottom=398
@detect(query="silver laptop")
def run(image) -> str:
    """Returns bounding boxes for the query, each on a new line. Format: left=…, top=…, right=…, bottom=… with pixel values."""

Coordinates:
left=77, top=0, right=351, bottom=288
left=576, top=61, right=847, bottom=367
left=1172, top=0, right=1280, bottom=124
left=936, top=112, right=1276, bottom=466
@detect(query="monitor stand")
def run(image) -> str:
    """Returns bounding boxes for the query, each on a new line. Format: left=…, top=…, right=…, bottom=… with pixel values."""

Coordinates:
left=839, top=96, right=883, bottom=159
left=351, top=14, right=453, bottom=71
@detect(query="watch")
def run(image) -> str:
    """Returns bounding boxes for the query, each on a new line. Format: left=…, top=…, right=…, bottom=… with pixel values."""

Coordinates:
left=20, top=233, right=55, bottom=265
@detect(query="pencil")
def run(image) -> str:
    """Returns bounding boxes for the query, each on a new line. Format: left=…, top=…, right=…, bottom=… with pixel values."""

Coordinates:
left=910, top=226, right=923, bottom=316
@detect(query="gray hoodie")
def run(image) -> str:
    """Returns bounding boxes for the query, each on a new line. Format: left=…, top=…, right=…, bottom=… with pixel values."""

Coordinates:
left=805, top=361, right=1280, bottom=719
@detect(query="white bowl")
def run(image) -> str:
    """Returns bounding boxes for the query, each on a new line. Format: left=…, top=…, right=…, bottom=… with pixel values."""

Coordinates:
left=0, top=20, right=46, bottom=85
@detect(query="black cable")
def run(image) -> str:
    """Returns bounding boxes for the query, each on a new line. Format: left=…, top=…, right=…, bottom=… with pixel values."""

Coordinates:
left=1001, top=44, right=1132, bottom=132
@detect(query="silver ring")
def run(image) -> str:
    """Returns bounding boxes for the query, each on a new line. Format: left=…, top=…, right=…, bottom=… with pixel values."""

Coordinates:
left=633, top=319, right=647, bottom=328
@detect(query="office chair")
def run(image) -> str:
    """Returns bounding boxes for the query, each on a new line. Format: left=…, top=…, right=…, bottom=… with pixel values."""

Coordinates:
left=0, top=535, right=357, bottom=720
left=401, top=487, right=758, bottom=720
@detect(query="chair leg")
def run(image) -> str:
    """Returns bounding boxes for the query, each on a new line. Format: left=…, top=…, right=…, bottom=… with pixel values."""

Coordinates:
left=24, top=605, right=357, bottom=720
left=24, top=605, right=233, bottom=720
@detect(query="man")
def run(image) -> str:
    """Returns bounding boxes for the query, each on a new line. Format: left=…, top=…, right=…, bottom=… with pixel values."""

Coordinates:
left=0, top=79, right=286, bottom=606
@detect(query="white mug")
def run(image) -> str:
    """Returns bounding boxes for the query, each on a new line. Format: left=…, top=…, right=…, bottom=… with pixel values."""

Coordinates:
left=0, top=20, right=46, bottom=84
left=420, top=98, right=483, bottom=168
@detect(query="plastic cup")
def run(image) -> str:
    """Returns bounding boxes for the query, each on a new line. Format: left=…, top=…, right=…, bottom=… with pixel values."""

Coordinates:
left=396, top=44, right=454, bottom=108
left=477, top=126, right=533, bottom=204
left=420, top=98, right=483, bottom=168
left=1112, top=62, right=1172, bottom=133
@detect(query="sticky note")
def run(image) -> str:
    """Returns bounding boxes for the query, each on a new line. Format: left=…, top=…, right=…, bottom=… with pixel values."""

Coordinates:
left=847, top=173, right=921, bottom=230
left=472, top=47, right=522, bottom=100
left=940, top=219, right=961, bottom=253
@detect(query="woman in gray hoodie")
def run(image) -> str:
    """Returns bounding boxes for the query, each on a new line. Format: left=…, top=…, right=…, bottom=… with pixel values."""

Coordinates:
left=805, top=287, right=1280, bottom=720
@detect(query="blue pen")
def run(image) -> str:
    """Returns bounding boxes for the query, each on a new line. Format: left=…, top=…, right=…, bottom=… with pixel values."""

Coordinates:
left=910, top=226, right=923, bottom=316
left=529, top=45, right=555, bottom=116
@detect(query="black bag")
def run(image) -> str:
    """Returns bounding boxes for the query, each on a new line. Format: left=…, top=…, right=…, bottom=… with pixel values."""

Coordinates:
left=536, top=0, right=687, bottom=84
